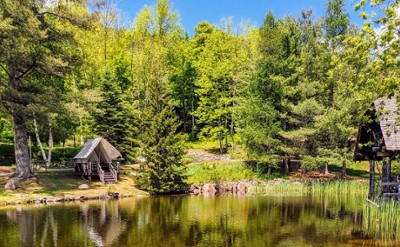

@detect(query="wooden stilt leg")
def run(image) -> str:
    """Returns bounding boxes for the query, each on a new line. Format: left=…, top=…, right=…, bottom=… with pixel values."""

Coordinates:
left=369, top=160, right=375, bottom=199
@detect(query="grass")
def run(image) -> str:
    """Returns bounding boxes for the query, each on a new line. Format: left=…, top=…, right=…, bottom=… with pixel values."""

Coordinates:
left=363, top=199, right=400, bottom=243
left=185, top=160, right=285, bottom=184
left=248, top=180, right=369, bottom=198
left=0, top=167, right=147, bottom=205
left=328, top=161, right=370, bottom=178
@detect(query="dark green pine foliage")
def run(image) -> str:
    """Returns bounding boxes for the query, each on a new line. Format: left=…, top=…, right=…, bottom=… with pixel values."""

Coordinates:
left=95, top=74, right=138, bottom=162
left=136, top=79, right=186, bottom=194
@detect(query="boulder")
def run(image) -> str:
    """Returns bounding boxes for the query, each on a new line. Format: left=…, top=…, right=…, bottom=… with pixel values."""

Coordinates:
left=78, top=184, right=90, bottom=190
left=202, top=183, right=216, bottom=195
left=4, top=177, right=23, bottom=190
left=190, top=184, right=199, bottom=193
left=193, top=189, right=201, bottom=195
left=237, top=182, right=247, bottom=193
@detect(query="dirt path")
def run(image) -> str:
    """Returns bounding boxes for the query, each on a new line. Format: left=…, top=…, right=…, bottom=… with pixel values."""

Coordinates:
left=186, top=149, right=235, bottom=163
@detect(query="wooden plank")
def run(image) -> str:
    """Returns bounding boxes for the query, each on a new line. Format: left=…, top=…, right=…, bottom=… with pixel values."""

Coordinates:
left=382, top=193, right=400, bottom=196
left=382, top=182, right=400, bottom=186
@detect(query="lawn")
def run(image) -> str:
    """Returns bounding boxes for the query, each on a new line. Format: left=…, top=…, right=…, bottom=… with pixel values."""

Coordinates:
left=0, top=167, right=147, bottom=205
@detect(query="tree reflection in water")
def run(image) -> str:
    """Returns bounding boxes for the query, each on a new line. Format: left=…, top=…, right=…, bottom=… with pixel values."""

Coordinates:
left=0, top=194, right=392, bottom=247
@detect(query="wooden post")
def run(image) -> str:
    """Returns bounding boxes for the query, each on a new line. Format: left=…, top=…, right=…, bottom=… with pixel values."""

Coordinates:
left=382, top=160, right=390, bottom=194
left=369, top=160, right=375, bottom=198
left=88, top=161, right=92, bottom=181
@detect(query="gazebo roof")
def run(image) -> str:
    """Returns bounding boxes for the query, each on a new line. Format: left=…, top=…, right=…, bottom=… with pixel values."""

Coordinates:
left=73, top=137, right=123, bottom=161
left=373, top=97, right=400, bottom=151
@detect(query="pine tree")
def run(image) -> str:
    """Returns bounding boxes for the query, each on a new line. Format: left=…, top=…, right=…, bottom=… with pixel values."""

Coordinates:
left=0, top=0, right=89, bottom=179
left=95, top=73, right=138, bottom=161
left=135, top=79, right=186, bottom=194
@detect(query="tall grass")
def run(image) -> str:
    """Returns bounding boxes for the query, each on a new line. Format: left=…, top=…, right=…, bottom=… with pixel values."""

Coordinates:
left=248, top=182, right=308, bottom=196
left=363, top=199, right=400, bottom=243
left=249, top=180, right=368, bottom=197
left=310, top=180, right=368, bottom=198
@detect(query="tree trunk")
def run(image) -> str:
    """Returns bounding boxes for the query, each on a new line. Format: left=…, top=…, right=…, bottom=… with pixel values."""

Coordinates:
left=12, top=114, right=32, bottom=178
left=33, top=114, right=47, bottom=162
left=341, top=160, right=347, bottom=178
left=46, top=125, right=53, bottom=169
left=80, top=117, right=84, bottom=145
left=324, top=162, right=329, bottom=175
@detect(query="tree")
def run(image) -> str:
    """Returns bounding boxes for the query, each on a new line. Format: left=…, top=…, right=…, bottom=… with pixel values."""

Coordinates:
left=324, top=0, right=349, bottom=49
left=132, top=0, right=186, bottom=193
left=94, top=73, right=138, bottom=162
left=0, top=0, right=89, bottom=180
left=135, top=79, right=186, bottom=194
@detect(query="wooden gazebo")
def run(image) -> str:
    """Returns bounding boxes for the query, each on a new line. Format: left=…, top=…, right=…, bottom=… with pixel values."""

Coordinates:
left=74, top=137, right=123, bottom=184
left=354, top=97, right=400, bottom=198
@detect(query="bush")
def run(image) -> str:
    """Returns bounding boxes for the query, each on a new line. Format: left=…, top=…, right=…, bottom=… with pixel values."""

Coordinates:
left=0, top=144, right=81, bottom=166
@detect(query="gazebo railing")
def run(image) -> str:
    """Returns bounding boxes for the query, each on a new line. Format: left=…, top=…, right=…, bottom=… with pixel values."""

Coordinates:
left=110, top=163, right=118, bottom=181
left=97, top=163, right=105, bottom=184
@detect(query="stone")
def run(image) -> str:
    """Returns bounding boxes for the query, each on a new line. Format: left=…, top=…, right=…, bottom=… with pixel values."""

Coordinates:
left=190, top=184, right=199, bottom=193
left=202, top=183, right=216, bottom=195
left=193, top=189, right=201, bottom=195
left=237, top=182, right=247, bottom=193
left=4, top=177, right=22, bottom=190
left=78, top=184, right=90, bottom=190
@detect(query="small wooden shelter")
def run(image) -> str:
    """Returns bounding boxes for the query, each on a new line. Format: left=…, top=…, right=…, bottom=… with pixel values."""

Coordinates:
left=354, top=97, right=400, bottom=198
left=74, top=137, right=123, bottom=184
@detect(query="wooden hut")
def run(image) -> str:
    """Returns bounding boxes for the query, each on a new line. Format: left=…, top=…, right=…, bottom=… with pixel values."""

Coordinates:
left=354, top=97, right=400, bottom=198
left=74, top=137, right=123, bottom=184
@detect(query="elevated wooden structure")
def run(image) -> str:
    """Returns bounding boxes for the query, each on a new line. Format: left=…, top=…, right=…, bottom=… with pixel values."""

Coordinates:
left=74, top=137, right=123, bottom=184
left=354, top=97, right=400, bottom=198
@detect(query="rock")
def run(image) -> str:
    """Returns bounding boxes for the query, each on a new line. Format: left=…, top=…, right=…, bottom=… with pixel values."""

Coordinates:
left=4, top=177, right=23, bottom=190
left=202, top=183, right=216, bottom=195
left=193, top=189, right=201, bottom=195
left=190, top=184, right=199, bottom=193
left=237, top=182, right=247, bottom=193
left=216, top=183, right=227, bottom=193
left=78, top=184, right=89, bottom=190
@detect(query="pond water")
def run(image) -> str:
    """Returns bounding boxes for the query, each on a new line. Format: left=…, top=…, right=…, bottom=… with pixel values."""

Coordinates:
left=0, top=195, right=393, bottom=247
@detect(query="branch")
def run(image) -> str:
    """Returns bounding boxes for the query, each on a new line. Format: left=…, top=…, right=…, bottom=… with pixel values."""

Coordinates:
left=37, top=11, right=82, bottom=26
left=16, top=61, right=36, bottom=80
left=0, top=64, right=10, bottom=77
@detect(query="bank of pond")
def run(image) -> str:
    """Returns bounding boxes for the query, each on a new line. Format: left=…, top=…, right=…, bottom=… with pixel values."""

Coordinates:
left=1, top=180, right=400, bottom=246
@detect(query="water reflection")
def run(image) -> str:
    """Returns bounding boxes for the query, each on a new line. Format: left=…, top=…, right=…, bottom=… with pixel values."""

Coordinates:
left=0, top=195, right=392, bottom=247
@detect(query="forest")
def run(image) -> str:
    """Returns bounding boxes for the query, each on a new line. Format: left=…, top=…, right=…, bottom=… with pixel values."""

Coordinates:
left=0, top=0, right=399, bottom=191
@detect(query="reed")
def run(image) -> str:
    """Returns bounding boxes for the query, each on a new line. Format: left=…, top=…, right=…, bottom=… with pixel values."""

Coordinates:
left=363, top=199, right=400, bottom=243
left=249, top=182, right=308, bottom=196
left=250, top=180, right=368, bottom=198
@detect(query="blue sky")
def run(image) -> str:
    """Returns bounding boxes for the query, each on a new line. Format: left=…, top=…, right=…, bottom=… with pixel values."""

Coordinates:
left=116, top=0, right=366, bottom=34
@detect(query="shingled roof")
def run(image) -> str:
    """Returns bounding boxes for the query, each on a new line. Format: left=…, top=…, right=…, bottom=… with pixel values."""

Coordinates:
left=374, top=97, right=400, bottom=151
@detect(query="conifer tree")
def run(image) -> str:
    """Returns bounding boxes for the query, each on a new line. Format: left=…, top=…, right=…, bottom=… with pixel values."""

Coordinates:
left=95, top=73, right=138, bottom=161
left=135, top=79, right=186, bottom=194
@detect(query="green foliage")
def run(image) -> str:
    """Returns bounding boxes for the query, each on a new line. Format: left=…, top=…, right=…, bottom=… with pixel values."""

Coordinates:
left=186, top=161, right=260, bottom=184
left=133, top=0, right=186, bottom=194
left=0, top=118, right=13, bottom=143
left=135, top=94, right=187, bottom=193
left=94, top=72, right=139, bottom=162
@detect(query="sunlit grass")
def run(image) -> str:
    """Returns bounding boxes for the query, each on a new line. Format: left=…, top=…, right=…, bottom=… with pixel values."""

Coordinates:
left=363, top=199, right=400, bottom=243
left=186, top=161, right=267, bottom=184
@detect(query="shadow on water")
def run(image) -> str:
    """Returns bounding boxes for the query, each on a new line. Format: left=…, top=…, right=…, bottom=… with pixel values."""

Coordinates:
left=0, top=192, right=398, bottom=246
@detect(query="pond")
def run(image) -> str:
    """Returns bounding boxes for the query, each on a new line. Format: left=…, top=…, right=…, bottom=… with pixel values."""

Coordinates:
left=0, top=194, right=395, bottom=247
